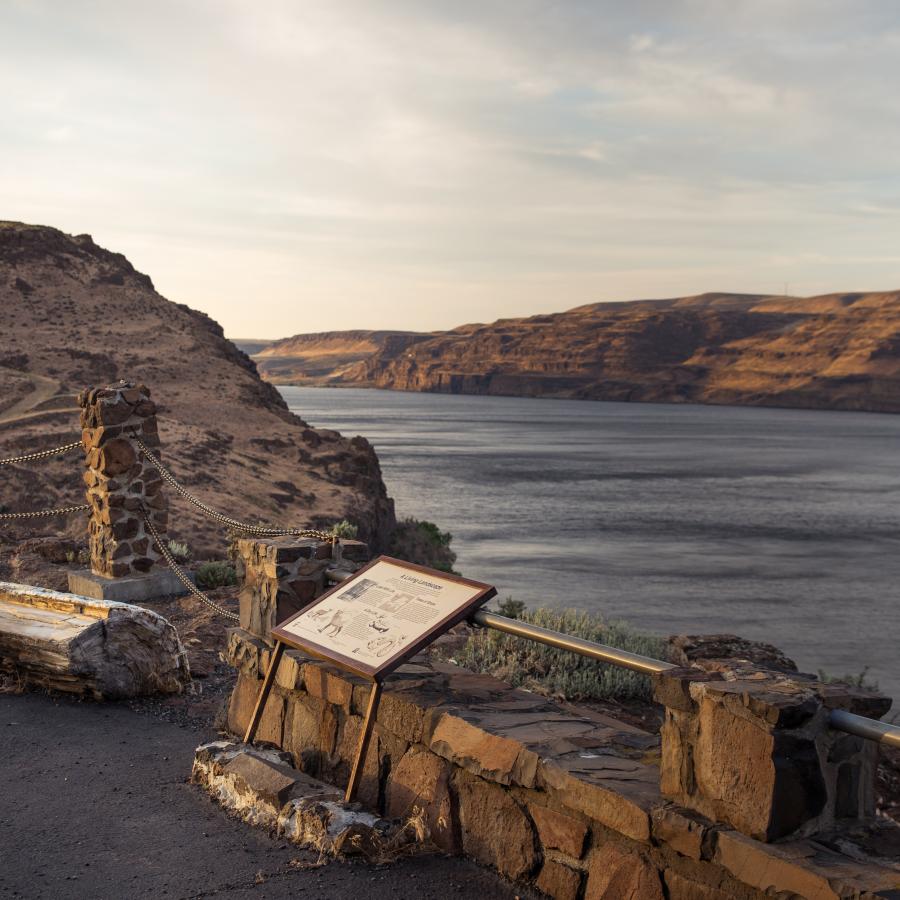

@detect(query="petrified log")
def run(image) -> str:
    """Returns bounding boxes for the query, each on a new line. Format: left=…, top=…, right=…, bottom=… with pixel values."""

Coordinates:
left=0, top=581, right=189, bottom=698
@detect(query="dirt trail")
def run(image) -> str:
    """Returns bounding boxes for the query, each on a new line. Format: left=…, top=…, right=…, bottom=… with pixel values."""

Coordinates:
left=0, top=372, right=67, bottom=425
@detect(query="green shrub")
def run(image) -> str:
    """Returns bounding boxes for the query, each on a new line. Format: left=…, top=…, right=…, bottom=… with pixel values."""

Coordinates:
left=195, top=561, right=237, bottom=590
left=497, top=597, right=527, bottom=619
left=817, top=666, right=879, bottom=691
left=455, top=606, right=669, bottom=704
left=331, top=520, right=359, bottom=539
left=167, top=540, right=192, bottom=563
left=388, top=518, right=458, bottom=573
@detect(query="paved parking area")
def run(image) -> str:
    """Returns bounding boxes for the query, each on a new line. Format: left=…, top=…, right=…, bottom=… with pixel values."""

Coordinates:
left=0, top=690, right=535, bottom=899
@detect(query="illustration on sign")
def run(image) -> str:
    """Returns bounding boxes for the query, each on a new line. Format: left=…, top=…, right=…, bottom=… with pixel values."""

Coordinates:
left=276, top=558, right=492, bottom=671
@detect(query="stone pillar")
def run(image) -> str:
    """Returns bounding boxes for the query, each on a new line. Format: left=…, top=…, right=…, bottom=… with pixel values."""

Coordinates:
left=236, top=536, right=369, bottom=641
left=654, top=665, right=891, bottom=842
left=68, top=381, right=183, bottom=602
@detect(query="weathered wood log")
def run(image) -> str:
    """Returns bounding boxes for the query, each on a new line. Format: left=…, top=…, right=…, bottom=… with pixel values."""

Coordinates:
left=0, top=582, right=190, bottom=698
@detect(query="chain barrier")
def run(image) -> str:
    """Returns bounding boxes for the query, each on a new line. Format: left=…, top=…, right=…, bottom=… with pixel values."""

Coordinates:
left=141, top=507, right=240, bottom=623
left=0, top=440, right=82, bottom=467
left=131, top=434, right=332, bottom=541
left=0, top=503, right=90, bottom=520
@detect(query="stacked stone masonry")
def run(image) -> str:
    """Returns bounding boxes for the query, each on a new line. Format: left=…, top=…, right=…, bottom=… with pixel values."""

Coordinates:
left=235, top=536, right=370, bottom=639
left=225, top=538, right=900, bottom=898
left=223, top=629, right=900, bottom=899
left=655, top=665, right=891, bottom=843
left=78, top=382, right=167, bottom=578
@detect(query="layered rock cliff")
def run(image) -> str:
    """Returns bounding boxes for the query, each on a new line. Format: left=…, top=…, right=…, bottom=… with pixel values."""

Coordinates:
left=0, top=222, right=395, bottom=555
left=248, top=330, right=430, bottom=384
left=254, top=291, right=900, bottom=413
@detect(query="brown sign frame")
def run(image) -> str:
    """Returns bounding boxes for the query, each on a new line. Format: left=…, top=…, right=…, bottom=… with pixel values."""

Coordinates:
left=270, top=555, right=496, bottom=681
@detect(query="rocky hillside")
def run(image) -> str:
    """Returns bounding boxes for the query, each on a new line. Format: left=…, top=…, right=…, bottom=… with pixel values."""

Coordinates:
left=241, top=330, right=430, bottom=384
left=0, top=222, right=395, bottom=559
left=258, top=292, right=900, bottom=413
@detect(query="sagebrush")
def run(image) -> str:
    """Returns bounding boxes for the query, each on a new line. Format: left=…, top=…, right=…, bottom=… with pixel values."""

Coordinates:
left=195, top=561, right=237, bottom=589
left=331, top=520, right=359, bottom=539
left=455, top=606, right=669, bottom=703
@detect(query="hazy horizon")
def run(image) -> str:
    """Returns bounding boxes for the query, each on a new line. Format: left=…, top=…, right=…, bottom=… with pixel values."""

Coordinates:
left=2, top=1, right=899, bottom=337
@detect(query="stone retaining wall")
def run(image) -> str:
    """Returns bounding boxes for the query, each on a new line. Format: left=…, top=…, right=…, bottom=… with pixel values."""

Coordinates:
left=222, top=536, right=899, bottom=897
left=222, top=627, right=900, bottom=899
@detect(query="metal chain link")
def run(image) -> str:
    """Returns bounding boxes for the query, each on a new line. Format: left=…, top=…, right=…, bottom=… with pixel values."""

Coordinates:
left=132, top=434, right=332, bottom=541
left=141, top=507, right=240, bottom=622
left=0, top=440, right=82, bottom=467
left=0, top=503, right=90, bottom=520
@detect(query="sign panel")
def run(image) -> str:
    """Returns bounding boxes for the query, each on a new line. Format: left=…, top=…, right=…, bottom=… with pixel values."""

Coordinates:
left=271, top=556, right=496, bottom=679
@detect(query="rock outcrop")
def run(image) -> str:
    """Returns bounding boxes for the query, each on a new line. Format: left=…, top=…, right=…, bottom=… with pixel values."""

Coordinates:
left=252, top=291, right=900, bottom=413
left=0, top=222, right=395, bottom=557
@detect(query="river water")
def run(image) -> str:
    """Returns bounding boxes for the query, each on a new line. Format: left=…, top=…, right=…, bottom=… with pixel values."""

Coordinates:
left=280, top=386, right=900, bottom=700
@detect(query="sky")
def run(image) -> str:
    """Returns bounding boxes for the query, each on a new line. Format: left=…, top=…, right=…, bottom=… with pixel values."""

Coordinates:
left=2, top=1, right=900, bottom=338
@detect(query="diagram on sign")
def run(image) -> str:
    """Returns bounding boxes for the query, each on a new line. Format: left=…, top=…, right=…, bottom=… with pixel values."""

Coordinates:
left=276, top=558, right=493, bottom=671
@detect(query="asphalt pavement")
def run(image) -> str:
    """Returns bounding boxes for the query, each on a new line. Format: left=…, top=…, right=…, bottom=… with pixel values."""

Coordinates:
left=0, top=690, right=534, bottom=900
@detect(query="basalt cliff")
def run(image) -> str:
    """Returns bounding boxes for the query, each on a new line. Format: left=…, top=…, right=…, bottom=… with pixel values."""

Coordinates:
left=248, top=291, right=900, bottom=413
left=0, top=222, right=395, bottom=559
left=248, top=330, right=429, bottom=385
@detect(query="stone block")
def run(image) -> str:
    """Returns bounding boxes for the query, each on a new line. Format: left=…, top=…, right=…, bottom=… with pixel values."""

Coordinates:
left=584, top=844, right=664, bottom=900
left=375, top=690, right=425, bottom=744
left=227, top=672, right=261, bottom=736
left=285, top=694, right=338, bottom=775
left=302, top=662, right=354, bottom=709
left=224, top=628, right=267, bottom=679
left=257, top=688, right=286, bottom=747
left=650, top=806, right=709, bottom=861
left=535, top=859, right=582, bottom=900
left=334, top=714, right=381, bottom=806
left=663, top=869, right=734, bottom=900
left=454, top=770, right=537, bottom=881
left=67, top=568, right=188, bottom=603
left=223, top=752, right=302, bottom=808
left=274, top=649, right=305, bottom=691
left=539, top=760, right=652, bottom=843
left=430, top=712, right=539, bottom=788
left=528, top=804, right=588, bottom=859
left=713, top=829, right=900, bottom=900
left=386, top=746, right=457, bottom=854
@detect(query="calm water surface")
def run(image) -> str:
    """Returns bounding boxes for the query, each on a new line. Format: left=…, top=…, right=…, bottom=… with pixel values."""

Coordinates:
left=281, top=386, right=900, bottom=699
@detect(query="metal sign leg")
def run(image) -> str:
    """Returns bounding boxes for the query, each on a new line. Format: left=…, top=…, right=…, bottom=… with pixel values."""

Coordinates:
left=244, top=641, right=285, bottom=744
left=344, top=680, right=383, bottom=803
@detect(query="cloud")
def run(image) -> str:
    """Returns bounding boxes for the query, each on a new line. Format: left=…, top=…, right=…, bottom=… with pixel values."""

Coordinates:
left=0, top=0, right=898, bottom=336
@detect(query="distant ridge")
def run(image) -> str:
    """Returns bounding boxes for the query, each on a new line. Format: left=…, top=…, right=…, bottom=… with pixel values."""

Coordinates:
left=248, top=291, right=900, bottom=413
left=237, top=330, right=432, bottom=385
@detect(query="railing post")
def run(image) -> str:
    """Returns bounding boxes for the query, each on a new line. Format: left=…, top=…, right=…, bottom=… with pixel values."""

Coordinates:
left=653, top=664, right=891, bottom=842
left=68, top=381, right=183, bottom=601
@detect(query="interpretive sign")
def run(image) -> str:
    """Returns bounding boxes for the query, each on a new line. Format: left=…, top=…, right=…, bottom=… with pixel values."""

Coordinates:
left=271, top=556, right=496, bottom=679
left=245, top=556, right=495, bottom=801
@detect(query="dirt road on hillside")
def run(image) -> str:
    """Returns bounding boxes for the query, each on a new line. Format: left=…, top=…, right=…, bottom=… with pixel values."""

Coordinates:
left=0, top=372, right=69, bottom=426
